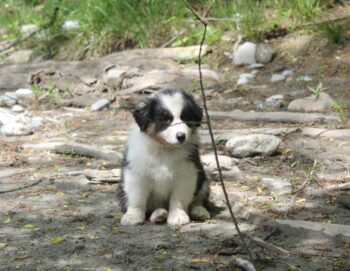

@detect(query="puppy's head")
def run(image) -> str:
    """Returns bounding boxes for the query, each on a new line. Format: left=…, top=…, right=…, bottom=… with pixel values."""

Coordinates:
left=133, top=89, right=202, bottom=146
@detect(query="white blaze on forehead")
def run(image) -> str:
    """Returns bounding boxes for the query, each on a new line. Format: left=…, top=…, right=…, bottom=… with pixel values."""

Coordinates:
left=160, top=92, right=184, bottom=119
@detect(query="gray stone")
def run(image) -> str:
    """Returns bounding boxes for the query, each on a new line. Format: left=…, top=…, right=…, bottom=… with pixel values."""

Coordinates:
left=256, top=43, right=275, bottom=64
left=11, top=105, right=24, bottom=113
left=266, top=94, right=284, bottom=102
left=271, top=73, right=286, bottom=83
left=271, top=69, right=293, bottom=83
left=225, top=134, right=281, bottom=158
left=0, top=93, right=17, bottom=107
left=288, top=92, right=334, bottom=113
left=237, top=77, right=250, bottom=85
left=7, top=49, right=35, bottom=64
left=248, top=63, right=264, bottom=69
left=30, top=116, right=44, bottom=128
left=90, top=98, right=110, bottom=111
left=233, top=42, right=257, bottom=65
left=281, top=69, right=293, bottom=77
left=261, top=177, right=291, bottom=194
left=258, top=100, right=283, bottom=110
left=15, top=88, right=34, bottom=99
left=1, top=122, right=32, bottom=136
left=201, top=154, right=236, bottom=172
left=336, top=192, right=350, bottom=209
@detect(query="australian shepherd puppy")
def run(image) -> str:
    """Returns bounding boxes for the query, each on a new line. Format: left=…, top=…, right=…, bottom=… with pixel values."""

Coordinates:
left=119, top=89, right=210, bottom=226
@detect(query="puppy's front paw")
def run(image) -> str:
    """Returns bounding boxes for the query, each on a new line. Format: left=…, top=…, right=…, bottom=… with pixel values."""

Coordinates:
left=150, top=208, right=168, bottom=224
left=190, top=205, right=210, bottom=222
left=121, top=210, right=145, bottom=225
left=167, top=209, right=190, bottom=226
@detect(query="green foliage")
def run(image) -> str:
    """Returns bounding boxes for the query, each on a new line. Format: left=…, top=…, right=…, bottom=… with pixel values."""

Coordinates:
left=321, top=22, right=346, bottom=45
left=308, top=82, right=327, bottom=99
left=332, top=99, right=348, bottom=125
left=0, top=0, right=344, bottom=59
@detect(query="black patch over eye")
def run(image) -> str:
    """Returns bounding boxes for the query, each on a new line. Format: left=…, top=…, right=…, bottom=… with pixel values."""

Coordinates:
left=153, top=107, right=173, bottom=132
left=181, top=99, right=203, bottom=127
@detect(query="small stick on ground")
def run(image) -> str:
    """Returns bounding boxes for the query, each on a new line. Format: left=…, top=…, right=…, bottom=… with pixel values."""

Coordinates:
left=292, top=160, right=320, bottom=194
left=246, top=234, right=290, bottom=255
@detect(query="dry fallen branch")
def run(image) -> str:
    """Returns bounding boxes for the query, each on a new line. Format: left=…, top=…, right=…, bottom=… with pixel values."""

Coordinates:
left=209, top=110, right=340, bottom=124
left=23, top=141, right=122, bottom=165
left=246, top=234, right=290, bottom=255
left=292, top=160, right=323, bottom=194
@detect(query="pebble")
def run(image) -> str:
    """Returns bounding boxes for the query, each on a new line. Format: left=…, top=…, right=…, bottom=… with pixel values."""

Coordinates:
left=266, top=94, right=284, bottom=102
left=256, top=43, right=275, bottom=64
left=1, top=122, right=32, bottom=136
left=0, top=94, right=17, bottom=107
left=225, top=134, right=281, bottom=158
left=261, top=177, right=291, bottom=194
left=258, top=100, right=283, bottom=110
left=90, top=98, right=110, bottom=111
left=297, top=75, right=313, bottom=82
left=30, top=116, right=44, bottom=128
left=271, top=69, right=293, bottom=83
left=271, top=73, right=286, bottom=83
left=237, top=72, right=255, bottom=85
left=12, top=105, right=24, bottom=113
left=233, top=42, right=257, bottom=65
left=15, top=88, right=34, bottom=99
left=62, top=20, right=80, bottom=31
left=201, top=154, right=236, bottom=172
left=288, top=92, right=334, bottom=113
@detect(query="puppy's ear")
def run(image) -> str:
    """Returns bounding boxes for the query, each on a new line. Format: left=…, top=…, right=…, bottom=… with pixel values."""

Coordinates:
left=133, top=99, right=153, bottom=131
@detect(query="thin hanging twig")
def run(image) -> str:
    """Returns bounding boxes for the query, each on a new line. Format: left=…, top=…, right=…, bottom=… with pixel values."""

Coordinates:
left=184, top=0, right=256, bottom=267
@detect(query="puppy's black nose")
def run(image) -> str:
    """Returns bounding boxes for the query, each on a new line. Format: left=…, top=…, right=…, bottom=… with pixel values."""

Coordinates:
left=176, top=132, right=186, bottom=143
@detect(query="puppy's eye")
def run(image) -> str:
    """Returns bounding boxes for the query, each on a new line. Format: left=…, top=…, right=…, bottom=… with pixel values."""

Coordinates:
left=159, top=110, right=173, bottom=124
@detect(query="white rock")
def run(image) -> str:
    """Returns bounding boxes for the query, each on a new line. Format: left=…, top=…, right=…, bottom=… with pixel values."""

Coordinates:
left=250, top=70, right=259, bottom=75
left=233, top=42, right=257, bottom=65
left=62, top=20, right=80, bottom=31
left=201, top=154, right=236, bottom=172
left=30, top=116, right=44, bottom=128
left=0, top=94, right=17, bottom=107
left=297, top=75, right=312, bottom=82
left=248, top=63, right=264, bottom=69
left=237, top=77, right=250, bottom=85
left=225, top=134, right=281, bottom=158
left=266, top=94, right=284, bottom=102
left=90, top=99, right=110, bottom=111
left=256, top=43, right=275, bottom=64
left=240, top=73, right=255, bottom=80
left=20, top=24, right=38, bottom=35
left=15, top=88, right=34, bottom=99
left=282, top=69, right=294, bottom=77
left=288, top=92, right=334, bottom=113
left=1, top=122, right=32, bottom=136
left=261, top=177, right=291, bottom=194
left=12, top=105, right=24, bottom=113
left=271, top=73, right=286, bottom=83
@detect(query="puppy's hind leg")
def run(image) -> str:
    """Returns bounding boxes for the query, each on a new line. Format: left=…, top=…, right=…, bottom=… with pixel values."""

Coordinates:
left=150, top=208, right=168, bottom=224
left=190, top=205, right=210, bottom=222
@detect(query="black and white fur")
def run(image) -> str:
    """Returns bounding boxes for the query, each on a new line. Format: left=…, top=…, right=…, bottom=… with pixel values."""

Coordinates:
left=119, top=89, right=210, bottom=226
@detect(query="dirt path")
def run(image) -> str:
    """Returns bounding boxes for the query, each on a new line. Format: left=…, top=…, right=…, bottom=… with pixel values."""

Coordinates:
left=1, top=40, right=350, bottom=270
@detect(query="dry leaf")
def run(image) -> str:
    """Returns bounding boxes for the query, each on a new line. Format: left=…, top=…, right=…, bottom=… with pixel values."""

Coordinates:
left=51, top=236, right=63, bottom=244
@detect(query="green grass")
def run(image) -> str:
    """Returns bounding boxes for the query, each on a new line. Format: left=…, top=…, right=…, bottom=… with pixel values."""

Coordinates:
left=0, top=0, right=344, bottom=60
